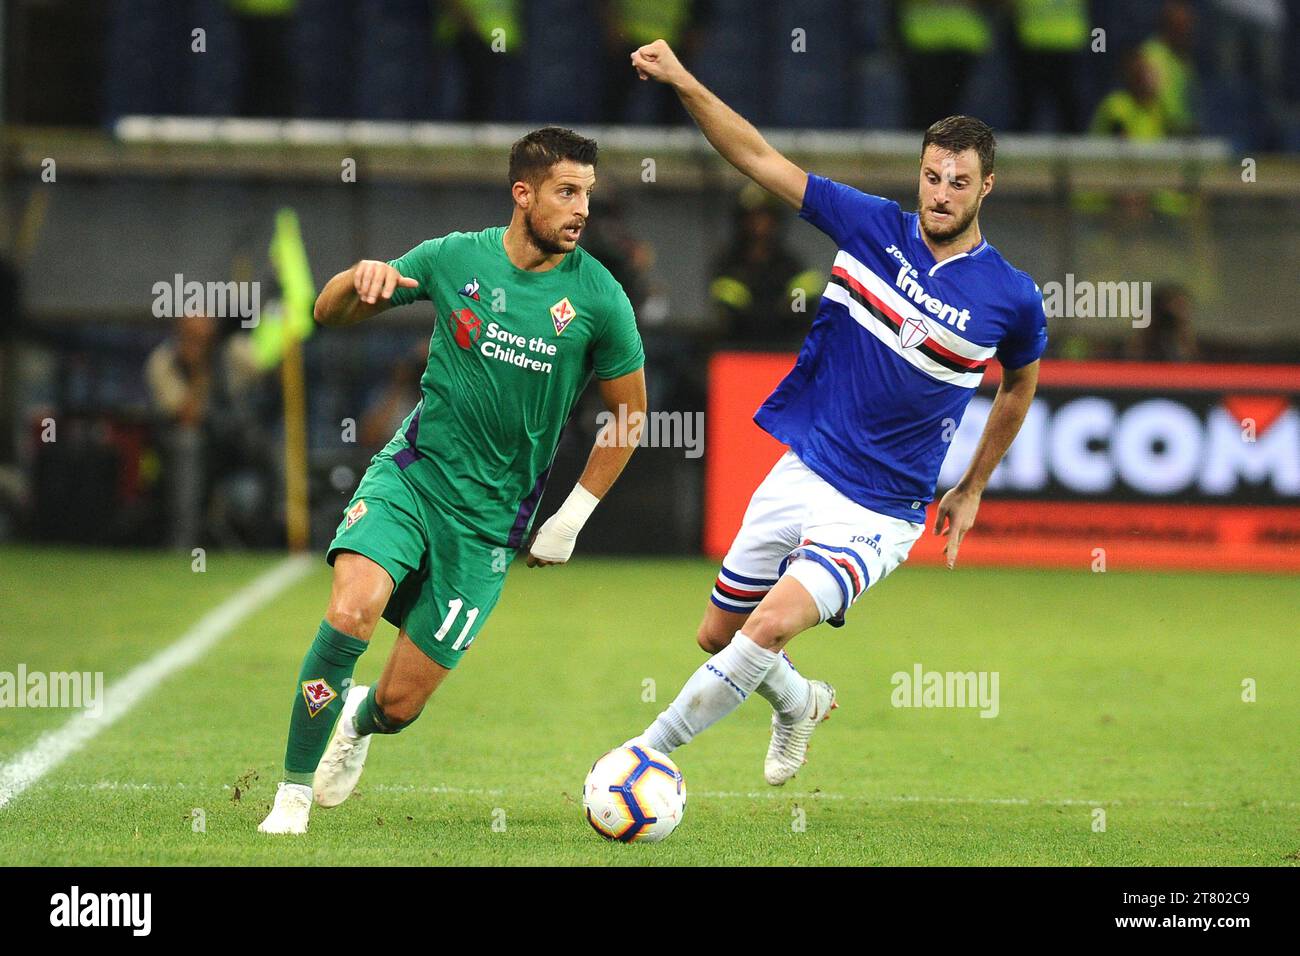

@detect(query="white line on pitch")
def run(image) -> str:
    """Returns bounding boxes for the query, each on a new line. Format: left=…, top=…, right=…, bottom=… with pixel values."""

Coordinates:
left=45, top=781, right=1300, bottom=810
left=0, top=555, right=314, bottom=810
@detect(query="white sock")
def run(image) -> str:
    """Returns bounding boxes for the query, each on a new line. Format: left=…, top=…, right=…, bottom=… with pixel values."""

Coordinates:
left=339, top=711, right=359, bottom=740
left=642, top=631, right=779, bottom=753
left=755, top=650, right=812, bottom=721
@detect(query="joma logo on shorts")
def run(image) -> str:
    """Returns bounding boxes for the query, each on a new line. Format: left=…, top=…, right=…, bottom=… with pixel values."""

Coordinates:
left=850, top=533, right=883, bottom=556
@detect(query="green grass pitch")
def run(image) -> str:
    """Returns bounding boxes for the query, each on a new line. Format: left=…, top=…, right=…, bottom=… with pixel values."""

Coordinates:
left=1, top=544, right=1296, bottom=866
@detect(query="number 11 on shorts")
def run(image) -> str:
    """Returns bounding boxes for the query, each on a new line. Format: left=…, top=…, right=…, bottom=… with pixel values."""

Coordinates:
left=433, top=598, right=480, bottom=650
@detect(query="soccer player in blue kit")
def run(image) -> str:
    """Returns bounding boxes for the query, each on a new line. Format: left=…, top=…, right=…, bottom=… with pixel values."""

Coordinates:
left=623, top=41, right=1048, bottom=784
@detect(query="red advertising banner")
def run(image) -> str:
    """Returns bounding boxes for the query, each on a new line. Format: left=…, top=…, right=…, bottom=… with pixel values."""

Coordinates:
left=705, top=355, right=1300, bottom=572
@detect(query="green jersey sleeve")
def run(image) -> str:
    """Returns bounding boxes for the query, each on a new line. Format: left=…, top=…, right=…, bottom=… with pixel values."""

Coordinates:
left=386, top=237, right=446, bottom=308
left=591, top=282, right=645, bottom=380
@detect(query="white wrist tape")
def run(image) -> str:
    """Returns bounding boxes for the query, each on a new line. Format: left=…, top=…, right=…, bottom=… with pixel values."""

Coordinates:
left=528, top=484, right=600, bottom=562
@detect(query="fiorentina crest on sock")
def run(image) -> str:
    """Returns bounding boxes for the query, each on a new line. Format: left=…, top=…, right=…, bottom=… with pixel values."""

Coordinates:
left=301, top=678, right=337, bottom=718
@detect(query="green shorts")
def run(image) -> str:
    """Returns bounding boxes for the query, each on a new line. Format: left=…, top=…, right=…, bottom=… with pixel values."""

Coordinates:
left=326, top=453, right=514, bottom=669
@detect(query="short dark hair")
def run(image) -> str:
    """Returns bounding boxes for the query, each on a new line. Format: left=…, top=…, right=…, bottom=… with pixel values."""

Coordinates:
left=921, top=116, right=996, bottom=179
left=508, top=126, right=598, bottom=189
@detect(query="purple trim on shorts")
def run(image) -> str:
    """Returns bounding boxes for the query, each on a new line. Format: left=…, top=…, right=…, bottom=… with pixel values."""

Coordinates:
left=506, top=463, right=553, bottom=549
left=394, top=406, right=424, bottom=470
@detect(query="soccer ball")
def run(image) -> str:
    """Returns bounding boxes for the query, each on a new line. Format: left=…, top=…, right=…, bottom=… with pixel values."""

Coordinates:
left=583, top=745, right=686, bottom=843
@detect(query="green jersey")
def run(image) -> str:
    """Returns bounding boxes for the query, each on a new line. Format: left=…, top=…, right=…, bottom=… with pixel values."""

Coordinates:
left=378, top=226, right=644, bottom=548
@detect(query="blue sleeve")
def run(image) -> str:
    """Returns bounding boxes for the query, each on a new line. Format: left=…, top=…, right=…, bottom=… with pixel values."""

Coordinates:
left=997, top=280, right=1049, bottom=370
left=799, top=173, right=898, bottom=247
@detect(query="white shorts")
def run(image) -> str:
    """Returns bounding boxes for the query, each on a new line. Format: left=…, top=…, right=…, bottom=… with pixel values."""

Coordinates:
left=711, top=451, right=925, bottom=627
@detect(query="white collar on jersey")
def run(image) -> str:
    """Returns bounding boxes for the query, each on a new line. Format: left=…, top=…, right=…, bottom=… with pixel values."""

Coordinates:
left=911, top=215, right=989, bottom=276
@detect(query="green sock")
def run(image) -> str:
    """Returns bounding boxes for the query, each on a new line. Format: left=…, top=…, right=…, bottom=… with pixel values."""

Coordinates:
left=283, top=620, right=368, bottom=785
left=353, top=684, right=422, bottom=736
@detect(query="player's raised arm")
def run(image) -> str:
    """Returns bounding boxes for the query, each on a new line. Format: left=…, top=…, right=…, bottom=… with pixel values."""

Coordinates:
left=526, top=367, right=648, bottom=568
left=631, top=39, right=807, bottom=210
left=313, top=260, right=418, bottom=327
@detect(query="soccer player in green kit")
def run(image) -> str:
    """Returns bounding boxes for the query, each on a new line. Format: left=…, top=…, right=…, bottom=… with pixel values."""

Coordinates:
left=259, top=127, right=647, bottom=834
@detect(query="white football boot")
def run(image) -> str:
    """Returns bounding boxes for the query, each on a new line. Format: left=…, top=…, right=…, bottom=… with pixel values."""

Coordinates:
left=764, top=680, right=837, bottom=786
left=257, top=782, right=312, bottom=834
left=313, top=684, right=372, bottom=808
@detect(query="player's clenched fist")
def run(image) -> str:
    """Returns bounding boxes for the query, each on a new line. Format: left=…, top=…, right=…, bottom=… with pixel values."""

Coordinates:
left=525, top=513, right=575, bottom=567
left=525, top=484, right=600, bottom=568
left=630, top=39, right=689, bottom=86
left=353, top=260, right=418, bottom=305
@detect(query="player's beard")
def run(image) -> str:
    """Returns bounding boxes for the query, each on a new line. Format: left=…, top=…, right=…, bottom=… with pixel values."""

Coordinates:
left=917, top=194, right=980, bottom=244
left=524, top=208, right=576, bottom=256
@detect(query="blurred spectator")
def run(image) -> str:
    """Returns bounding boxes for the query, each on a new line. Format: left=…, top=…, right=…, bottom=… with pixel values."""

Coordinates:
left=436, top=0, right=523, bottom=120
left=580, top=193, right=676, bottom=412
left=1139, top=0, right=1197, bottom=134
left=1208, top=0, right=1286, bottom=146
left=0, top=253, right=20, bottom=466
left=709, top=185, right=821, bottom=351
left=1126, top=283, right=1199, bottom=361
left=896, top=0, right=993, bottom=129
left=360, top=342, right=426, bottom=448
left=1287, top=7, right=1300, bottom=106
left=1209, top=0, right=1284, bottom=91
left=228, top=0, right=297, bottom=117
left=598, top=0, right=697, bottom=124
left=1090, top=49, right=1167, bottom=140
left=1087, top=50, right=1193, bottom=216
left=145, top=313, right=274, bottom=548
left=0, top=254, right=22, bottom=540
left=1007, top=0, right=1090, bottom=132
left=579, top=193, right=657, bottom=318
